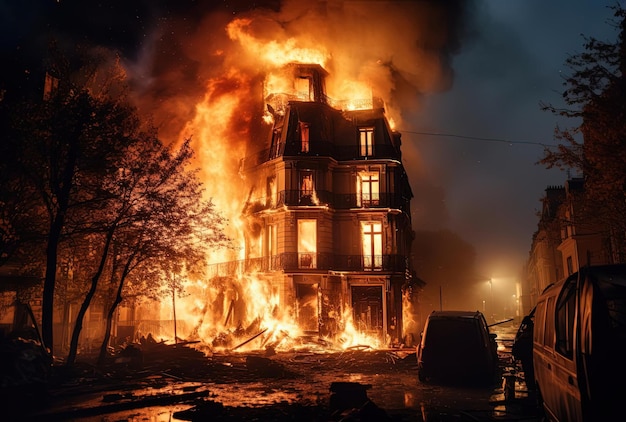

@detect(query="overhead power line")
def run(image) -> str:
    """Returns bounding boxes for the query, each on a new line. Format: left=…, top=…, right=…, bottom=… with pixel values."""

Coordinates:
left=401, top=130, right=555, bottom=148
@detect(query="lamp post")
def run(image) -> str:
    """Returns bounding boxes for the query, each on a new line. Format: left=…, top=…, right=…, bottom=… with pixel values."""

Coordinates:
left=488, top=278, right=493, bottom=322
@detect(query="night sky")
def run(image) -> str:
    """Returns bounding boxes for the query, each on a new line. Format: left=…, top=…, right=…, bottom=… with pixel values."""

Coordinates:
left=2, top=0, right=623, bottom=306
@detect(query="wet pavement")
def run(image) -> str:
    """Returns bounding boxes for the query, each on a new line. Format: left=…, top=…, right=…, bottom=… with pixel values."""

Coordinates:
left=4, top=322, right=544, bottom=421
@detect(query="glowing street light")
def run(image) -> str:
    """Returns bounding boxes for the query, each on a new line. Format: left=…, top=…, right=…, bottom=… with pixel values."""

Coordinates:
left=488, top=278, right=493, bottom=321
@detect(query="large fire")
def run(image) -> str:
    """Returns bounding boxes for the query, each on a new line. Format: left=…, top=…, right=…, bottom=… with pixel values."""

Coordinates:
left=130, top=0, right=463, bottom=354
left=146, top=22, right=387, bottom=353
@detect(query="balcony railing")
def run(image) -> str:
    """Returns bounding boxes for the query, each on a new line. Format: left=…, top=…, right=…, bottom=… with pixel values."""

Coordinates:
left=206, top=253, right=408, bottom=278
left=271, top=190, right=409, bottom=211
left=241, top=142, right=402, bottom=169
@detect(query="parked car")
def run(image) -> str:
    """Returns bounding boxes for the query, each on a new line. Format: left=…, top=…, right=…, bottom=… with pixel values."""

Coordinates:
left=533, top=264, right=626, bottom=421
left=416, top=310, right=498, bottom=385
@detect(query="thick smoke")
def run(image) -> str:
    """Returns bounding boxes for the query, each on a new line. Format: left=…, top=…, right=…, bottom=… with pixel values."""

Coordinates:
left=126, top=0, right=472, bottom=144
left=4, top=0, right=472, bottom=152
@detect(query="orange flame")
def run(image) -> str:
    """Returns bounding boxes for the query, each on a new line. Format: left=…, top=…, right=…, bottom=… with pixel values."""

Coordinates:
left=227, top=18, right=330, bottom=68
left=150, top=14, right=395, bottom=354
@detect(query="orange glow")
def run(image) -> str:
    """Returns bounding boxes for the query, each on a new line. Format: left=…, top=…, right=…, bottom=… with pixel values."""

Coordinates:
left=145, top=7, right=410, bottom=354
left=337, top=308, right=384, bottom=350
left=227, top=18, right=329, bottom=68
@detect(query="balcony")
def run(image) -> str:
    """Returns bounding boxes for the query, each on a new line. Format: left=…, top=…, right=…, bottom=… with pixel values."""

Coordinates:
left=206, top=253, right=408, bottom=278
left=270, top=190, right=409, bottom=211
left=240, top=142, right=402, bottom=169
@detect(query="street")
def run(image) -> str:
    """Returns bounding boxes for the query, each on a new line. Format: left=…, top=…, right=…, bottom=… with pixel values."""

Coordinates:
left=7, top=321, right=543, bottom=421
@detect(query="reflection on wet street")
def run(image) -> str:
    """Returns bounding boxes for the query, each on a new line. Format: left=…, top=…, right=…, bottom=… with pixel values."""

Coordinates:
left=13, top=321, right=543, bottom=421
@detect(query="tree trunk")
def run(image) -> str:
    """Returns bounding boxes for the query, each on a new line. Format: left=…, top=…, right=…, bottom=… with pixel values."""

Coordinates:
left=98, top=291, right=124, bottom=366
left=42, top=222, right=61, bottom=355
left=97, top=255, right=132, bottom=366
left=41, top=133, right=79, bottom=357
left=66, top=226, right=115, bottom=365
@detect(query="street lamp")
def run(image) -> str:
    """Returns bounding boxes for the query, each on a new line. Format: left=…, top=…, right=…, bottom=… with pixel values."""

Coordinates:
left=488, top=278, right=493, bottom=321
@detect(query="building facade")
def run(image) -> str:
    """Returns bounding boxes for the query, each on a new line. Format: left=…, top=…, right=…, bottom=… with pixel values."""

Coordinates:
left=233, top=63, right=417, bottom=346
left=524, top=177, right=612, bottom=314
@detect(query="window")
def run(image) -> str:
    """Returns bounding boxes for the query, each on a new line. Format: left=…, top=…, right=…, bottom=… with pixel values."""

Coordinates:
left=300, top=170, right=315, bottom=205
left=359, top=127, right=374, bottom=157
left=271, top=128, right=282, bottom=158
left=298, top=219, right=317, bottom=269
left=361, top=221, right=382, bottom=270
left=266, top=224, right=277, bottom=258
left=295, top=76, right=312, bottom=100
left=555, top=277, right=576, bottom=358
left=266, top=176, right=276, bottom=207
left=300, top=122, right=310, bottom=153
left=534, top=301, right=545, bottom=344
left=357, top=171, right=380, bottom=207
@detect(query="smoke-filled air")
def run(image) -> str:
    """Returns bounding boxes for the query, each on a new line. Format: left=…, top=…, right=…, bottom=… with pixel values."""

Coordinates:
left=121, top=0, right=469, bottom=353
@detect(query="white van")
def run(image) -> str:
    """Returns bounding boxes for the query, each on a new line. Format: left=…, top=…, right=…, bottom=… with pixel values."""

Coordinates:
left=533, top=264, right=626, bottom=421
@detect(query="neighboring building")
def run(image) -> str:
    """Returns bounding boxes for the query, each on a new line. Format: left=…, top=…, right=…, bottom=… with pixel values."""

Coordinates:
left=524, top=177, right=612, bottom=313
left=229, top=63, right=419, bottom=345
left=524, top=185, right=565, bottom=316
left=556, top=178, right=611, bottom=272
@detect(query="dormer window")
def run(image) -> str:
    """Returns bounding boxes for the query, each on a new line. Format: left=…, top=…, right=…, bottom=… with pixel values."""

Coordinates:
left=359, top=127, right=374, bottom=157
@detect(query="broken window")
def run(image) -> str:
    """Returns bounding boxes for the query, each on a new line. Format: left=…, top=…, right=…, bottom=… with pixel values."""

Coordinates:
left=359, top=127, right=374, bottom=157
left=356, top=171, right=380, bottom=207
left=361, top=221, right=382, bottom=270
left=298, top=219, right=317, bottom=269
left=300, top=122, right=310, bottom=153
left=295, top=76, right=312, bottom=100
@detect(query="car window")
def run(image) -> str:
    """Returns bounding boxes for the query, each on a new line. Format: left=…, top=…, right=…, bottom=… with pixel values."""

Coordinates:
left=555, top=276, right=576, bottom=358
left=544, top=296, right=555, bottom=348
left=534, top=300, right=545, bottom=345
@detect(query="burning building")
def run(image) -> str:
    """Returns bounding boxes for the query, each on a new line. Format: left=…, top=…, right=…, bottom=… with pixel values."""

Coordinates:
left=186, top=62, right=418, bottom=350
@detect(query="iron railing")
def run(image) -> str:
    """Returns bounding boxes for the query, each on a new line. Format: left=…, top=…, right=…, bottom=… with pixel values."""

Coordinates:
left=206, top=253, right=407, bottom=278
left=262, top=190, right=411, bottom=211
